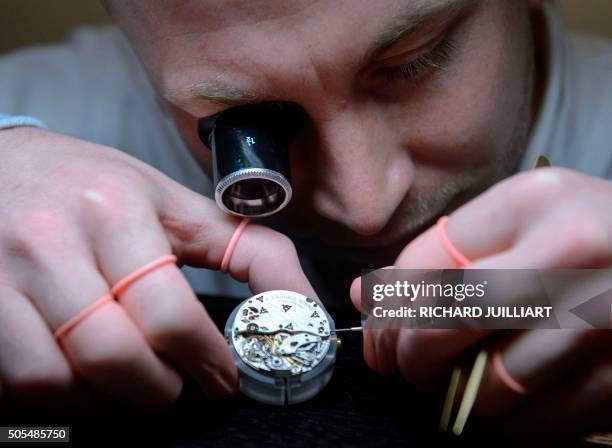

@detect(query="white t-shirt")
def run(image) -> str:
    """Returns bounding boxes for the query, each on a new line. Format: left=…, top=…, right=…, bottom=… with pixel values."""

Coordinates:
left=1, top=2, right=610, bottom=296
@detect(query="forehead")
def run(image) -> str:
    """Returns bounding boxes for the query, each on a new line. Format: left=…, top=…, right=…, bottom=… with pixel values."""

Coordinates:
left=113, top=0, right=465, bottom=105
left=119, top=0, right=403, bottom=30
left=154, top=0, right=317, bottom=32
left=116, top=0, right=461, bottom=48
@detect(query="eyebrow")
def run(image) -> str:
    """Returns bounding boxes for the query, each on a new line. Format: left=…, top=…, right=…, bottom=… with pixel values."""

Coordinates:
left=169, top=0, right=471, bottom=108
left=164, top=79, right=263, bottom=108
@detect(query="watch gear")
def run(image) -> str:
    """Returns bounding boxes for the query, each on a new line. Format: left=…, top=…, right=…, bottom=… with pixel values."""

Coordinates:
left=225, top=290, right=337, bottom=405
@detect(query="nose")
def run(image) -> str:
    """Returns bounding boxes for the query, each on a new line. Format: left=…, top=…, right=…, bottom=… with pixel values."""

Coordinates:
left=308, top=109, right=414, bottom=236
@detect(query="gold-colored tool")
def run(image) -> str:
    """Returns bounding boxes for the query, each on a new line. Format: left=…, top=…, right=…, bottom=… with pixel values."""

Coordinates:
left=439, top=349, right=488, bottom=435
left=532, top=155, right=551, bottom=168
left=585, top=434, right=612, bottom=446
left=439, top=155, right=549, bottom=436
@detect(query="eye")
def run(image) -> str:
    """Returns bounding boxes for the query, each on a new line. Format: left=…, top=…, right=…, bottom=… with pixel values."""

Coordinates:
left=375, top=37, right=457, bottom=82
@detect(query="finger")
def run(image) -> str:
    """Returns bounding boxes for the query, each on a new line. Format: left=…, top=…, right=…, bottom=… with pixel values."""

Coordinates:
left=395, top=328, right=489, bottom=389
left=371, top=175, right=541, bottom=384
left=88, top=207, right=237, bottom=400
left=153, top=178, right=319, bottom=299
left=364, top=210, right=495, bottom=379
left=349, top=266, right=394, bottom=312
left=500, top=347, right=612, bottom=438
left=474, top=330, right=612, bottom=417
left=467, top=214, right=610, bottom=268
left=60, top=300, right=183, bottom=410
left=362, top=328, right=378, bottom=372
left=14, top=246, right=183, bottom=410
left=121, top=265, right=237, bottom=399
left=352, top=269, right=403, bottom=375
left=0, top=284, right=82, bottom=411
left=350, top=276, right=362, bottom=312
left=393, top=169, right=567, bottom=269
left=352, top=267, right=489, bottom=381
left=368, top=327, right=402, bottom=376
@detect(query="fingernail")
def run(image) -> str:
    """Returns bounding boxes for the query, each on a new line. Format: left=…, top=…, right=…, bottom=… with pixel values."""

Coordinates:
left=219, top=365, right=239, bottom=395
left=202, top=373, right=236, bottom=400
left=197, top=362, right=238, bottom=400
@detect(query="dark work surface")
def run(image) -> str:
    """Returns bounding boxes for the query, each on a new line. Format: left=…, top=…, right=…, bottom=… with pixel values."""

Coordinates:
left=0, top=295, right=584, bottom=447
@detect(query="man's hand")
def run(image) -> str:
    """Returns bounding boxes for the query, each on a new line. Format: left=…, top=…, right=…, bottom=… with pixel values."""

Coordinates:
left=351, top=167, right=612, bottom=436
left=0, top=127, right=318, bottom=411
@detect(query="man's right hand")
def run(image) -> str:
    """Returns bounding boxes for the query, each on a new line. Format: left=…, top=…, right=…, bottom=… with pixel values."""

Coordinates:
left=0, top=127, right=318, bottom=411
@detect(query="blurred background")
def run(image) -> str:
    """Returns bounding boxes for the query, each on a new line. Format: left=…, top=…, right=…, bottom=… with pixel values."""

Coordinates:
left=0, top=0, right=611, bottom=54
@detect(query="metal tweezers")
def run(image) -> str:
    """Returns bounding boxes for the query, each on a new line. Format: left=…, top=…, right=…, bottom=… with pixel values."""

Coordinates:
left=439, top=155, right=551, bottom=436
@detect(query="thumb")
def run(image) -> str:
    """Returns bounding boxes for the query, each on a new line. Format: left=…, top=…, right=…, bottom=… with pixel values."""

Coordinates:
left=350, top=276, right=363, bottom=312
left=351, top=265, right=399, bottom=376
left=156, top=179, right=319, bottom=300
left=350, top=265, right=395, bottom=313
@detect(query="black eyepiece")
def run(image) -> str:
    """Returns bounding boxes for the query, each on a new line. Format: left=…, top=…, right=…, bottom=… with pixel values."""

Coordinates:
left=198, top=102, right=303, bottom=217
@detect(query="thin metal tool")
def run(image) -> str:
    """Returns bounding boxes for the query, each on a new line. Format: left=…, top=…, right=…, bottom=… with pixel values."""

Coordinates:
left=331, top=326, right=363, bottom=333
left=451, top=349, right=489, bottom=435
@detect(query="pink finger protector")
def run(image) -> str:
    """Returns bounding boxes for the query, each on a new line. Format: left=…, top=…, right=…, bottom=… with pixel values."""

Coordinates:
left=492, top=345, right=532, bottom=395
left=221, top=218, right=250, bottom=273
left=54, top=293, right=114, bottom=340
left=110, top=254, right=177, bottom=299
left=436, top=216, right=471, bottom=268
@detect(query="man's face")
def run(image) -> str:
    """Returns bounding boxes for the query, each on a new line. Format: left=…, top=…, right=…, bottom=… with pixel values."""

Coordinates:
left=107, top=0, right=538, bottom=266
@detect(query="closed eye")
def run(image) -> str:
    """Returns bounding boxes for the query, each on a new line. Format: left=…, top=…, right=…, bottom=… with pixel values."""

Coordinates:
left=375, top=37, right=457, bottom=82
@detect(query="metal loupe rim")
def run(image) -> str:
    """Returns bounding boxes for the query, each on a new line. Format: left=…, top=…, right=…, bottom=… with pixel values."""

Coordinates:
left=215, top=167, right=293, bottom=218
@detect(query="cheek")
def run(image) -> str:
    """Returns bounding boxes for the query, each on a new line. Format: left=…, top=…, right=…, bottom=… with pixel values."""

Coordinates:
left=169, top=107, right=214, bottom=177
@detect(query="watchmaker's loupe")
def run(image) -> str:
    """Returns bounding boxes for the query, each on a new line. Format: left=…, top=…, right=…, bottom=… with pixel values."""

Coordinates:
left=198, top=102, right=304, bottom=218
